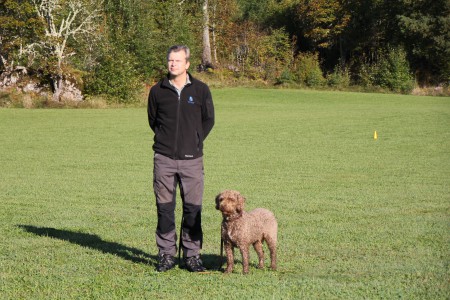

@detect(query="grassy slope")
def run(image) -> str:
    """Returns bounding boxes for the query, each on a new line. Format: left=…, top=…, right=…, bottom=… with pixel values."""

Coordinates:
left=0, top=89, right=449, bottom=299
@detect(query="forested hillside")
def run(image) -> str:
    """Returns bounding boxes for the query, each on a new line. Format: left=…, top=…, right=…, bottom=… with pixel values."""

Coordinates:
left=1, top=0, right=449, bottom=103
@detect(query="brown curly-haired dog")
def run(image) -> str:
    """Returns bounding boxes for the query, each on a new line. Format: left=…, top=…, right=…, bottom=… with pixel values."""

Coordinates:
left=215, top=190, right=277, bottom=274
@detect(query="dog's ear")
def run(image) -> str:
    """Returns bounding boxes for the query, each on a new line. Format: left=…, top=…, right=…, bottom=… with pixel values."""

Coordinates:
left=236, top=193, right=246, bottom=213
left=215, top=193, right=221, bottom=210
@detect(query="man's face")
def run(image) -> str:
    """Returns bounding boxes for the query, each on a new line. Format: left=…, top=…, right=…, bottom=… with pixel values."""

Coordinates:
left=167, top=50, right=190, bottom=77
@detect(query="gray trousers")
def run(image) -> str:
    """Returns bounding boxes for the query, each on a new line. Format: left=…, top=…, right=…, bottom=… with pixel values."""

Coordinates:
left=153, top=153, right=204, bottom=258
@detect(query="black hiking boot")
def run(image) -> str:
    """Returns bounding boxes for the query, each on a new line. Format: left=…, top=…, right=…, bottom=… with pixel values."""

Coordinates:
left=156, top=254, right=175, bottom=272
left=184, top=255, right=207, bottom=272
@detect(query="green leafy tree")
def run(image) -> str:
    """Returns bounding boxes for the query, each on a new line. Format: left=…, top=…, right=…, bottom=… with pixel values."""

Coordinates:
left=149, top=0, right=202, bottom=70
left=0, top=0, right=43, bottom=72
left=82, top=0, right=145, bottom=102
left=293, top=52, right=325, bottom=87
left=236, top=0, right=277, bottom=22
left=256, top=28, right=292, bottom=80
left=84, top=0, right=204, bottom=102
left=101, top=0, right=161, bottom=79
left=375, top=47, right=415, bottom=93
left=355, top=47, right=414, bottom=93
left=83, top=46, right=141, bottom=103
left=397, top=0, right=450, bottom=84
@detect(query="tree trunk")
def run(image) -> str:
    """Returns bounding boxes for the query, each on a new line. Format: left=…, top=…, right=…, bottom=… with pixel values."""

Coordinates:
left=52, top=75, right=63, bottom=102
left=210, top=1, right=218, bottom=64
left=202, top=0, right=213, bottom=69
left=339, top=36, right=346, bottom=67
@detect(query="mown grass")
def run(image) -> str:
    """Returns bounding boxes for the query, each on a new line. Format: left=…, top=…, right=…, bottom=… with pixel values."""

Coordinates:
left=0, top=88, right=449, bottom=299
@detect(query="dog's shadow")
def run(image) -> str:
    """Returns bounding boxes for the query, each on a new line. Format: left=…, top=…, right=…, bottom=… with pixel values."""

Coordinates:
left=17, top=225, right=224, bottom=270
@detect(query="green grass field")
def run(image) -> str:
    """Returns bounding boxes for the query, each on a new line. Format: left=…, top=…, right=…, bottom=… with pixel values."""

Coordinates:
left=1, top=88, right=449, bottom=299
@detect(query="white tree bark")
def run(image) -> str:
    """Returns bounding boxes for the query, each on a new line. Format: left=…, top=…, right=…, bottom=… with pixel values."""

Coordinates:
left=210, top=0, right=218, bottom=64
left=31, top=0, right=102, bottom=101
left=202, top=0, right=213, bottom=69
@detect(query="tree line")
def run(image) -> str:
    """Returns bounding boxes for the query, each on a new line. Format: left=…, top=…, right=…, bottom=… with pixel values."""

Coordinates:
left=1, top=0, right=449, bottom=103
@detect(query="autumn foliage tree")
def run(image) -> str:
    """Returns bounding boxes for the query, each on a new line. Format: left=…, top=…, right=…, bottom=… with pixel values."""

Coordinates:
left=294, top=0, right=350, bottom=50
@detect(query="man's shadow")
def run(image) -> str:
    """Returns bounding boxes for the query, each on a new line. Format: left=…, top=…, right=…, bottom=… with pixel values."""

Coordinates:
left=17, top=225, right=224, bottom=270
left=18, top=225, right=155, bottom=265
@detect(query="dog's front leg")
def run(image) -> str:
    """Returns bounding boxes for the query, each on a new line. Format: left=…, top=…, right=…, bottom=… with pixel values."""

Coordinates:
left=224, top=242, right=234, bottom=273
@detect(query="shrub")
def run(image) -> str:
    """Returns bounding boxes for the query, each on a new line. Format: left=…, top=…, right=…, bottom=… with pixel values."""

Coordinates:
left=292, top=52, right=325, bottom=87
left=0, top=87, right=50, bottom=108
left=355, top=61, right=376, bottom=88
left=355, top=47, right=414, bottom=94
left=327, top=63, right=351, bottom=88
left=83, top=47, right=141, bottom=103
left=257, top=28, right=292, bottom=81
left=375, top=47, right=415, bottom=94
left=276, top=68, right=295, bottom=85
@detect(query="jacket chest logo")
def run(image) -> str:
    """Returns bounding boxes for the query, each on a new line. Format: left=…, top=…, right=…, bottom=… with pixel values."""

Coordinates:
left=187, top=96, right=195, bottom=105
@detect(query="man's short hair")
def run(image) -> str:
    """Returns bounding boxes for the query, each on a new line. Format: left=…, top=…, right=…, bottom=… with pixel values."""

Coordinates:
left=167, top=45, right=190, bottom=62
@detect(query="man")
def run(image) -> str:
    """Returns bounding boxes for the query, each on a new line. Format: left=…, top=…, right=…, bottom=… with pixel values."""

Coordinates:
left=147, top=45, right=215, bottom=272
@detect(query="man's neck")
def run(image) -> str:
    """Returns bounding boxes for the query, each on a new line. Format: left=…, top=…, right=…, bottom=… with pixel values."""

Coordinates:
left=169, top=73, right=188, bottom=90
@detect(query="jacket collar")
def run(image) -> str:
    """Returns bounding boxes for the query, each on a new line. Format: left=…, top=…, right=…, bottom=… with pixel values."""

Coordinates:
left=162, top=72, right=194, bottom=89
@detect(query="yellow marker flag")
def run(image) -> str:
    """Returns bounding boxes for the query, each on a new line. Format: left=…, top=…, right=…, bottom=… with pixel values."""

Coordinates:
left=374, top=131, right=378, bottom=140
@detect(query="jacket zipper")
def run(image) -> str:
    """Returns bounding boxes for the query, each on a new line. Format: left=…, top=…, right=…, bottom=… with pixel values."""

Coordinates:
left=169, top=80, right=191, bottom=159
left=173, top=92, right=181, bottom=158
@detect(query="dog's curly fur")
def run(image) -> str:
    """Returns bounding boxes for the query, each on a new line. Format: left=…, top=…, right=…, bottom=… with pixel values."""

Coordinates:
left=215, top=190, right=277, bottom=274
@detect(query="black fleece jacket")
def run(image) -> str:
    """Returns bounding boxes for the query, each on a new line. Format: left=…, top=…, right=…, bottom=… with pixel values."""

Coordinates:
left=147, top=73, right=215, bottom=160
